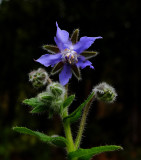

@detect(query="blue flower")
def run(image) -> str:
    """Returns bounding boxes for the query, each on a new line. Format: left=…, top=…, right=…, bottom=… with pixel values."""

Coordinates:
left=36, top=22, right=102, bottom=86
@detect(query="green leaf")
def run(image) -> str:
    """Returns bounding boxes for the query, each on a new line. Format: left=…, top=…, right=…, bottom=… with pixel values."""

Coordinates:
left=71, top=29, right=79, bottom=44
left=63, top=92, right=94, bottom=124
left=81, top=51, right=98, bottom=59
left=30, top=105, right=47, bottom=113
left=23, top=98, right=44, bottom=108
left=68, top=145, right=123, bottom=160
left=13, top=127, right=68, bottom=148
left=23, top=98, right=47, bottom=113
left=60, top=95, right=75, bottom=116
left=42, top=45, right=60, bottom=53
left=63, top=95, right=75, bottom=109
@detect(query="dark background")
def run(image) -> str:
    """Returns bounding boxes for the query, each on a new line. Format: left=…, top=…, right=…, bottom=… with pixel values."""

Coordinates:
left=0, top=0, right=140, bottom=159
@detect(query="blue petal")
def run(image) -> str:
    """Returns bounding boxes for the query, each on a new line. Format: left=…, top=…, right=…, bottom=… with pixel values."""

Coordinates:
left=36, top=53, right=62, bottom=67
left=59, top=64, right=72, bottom=86
left=74, top=36, right=102, bottom=54
left=54, top=22, right=72, bottom=51
left=77, top=56, right=94, bottom=69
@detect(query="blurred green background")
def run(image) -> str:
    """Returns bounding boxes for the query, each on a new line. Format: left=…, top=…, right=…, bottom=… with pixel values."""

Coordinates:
left=0, top=0, right=140, bottom=159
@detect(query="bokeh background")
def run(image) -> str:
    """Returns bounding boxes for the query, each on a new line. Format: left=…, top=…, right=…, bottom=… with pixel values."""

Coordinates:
left=0, top=0, right=140, bottom=159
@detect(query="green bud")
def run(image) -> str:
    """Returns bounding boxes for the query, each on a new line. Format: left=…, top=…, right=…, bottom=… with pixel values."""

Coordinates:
left=38, top=92, right=53, bottom=103
left=29, top=68, right=48, bottom=89
left=51, top=99, right=63, bottom=113
left=47, top=82, right=65, bottom=97
left=93, top=82, right=117, bottom=103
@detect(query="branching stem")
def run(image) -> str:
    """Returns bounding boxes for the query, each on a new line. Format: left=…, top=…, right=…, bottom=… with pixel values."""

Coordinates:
left=75, top=96, right=95, bottom=149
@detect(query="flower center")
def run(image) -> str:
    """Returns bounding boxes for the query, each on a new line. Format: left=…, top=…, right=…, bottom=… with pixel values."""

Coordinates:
left=62, top=48, right=78, bottom=64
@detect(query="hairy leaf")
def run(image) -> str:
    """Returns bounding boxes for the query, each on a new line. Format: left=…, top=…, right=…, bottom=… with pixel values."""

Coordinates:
left=63, top=92, right=94, bottom=124
left=13, top=127, right=68, bottom=147
left=30, top=105, right=47, bottom=113
left=23, top=98, right=47, bottom=113
left=23, top=98, right=43, bottom=108
left=68, top=145, right=123, bottom=160
left=63, top=95, right=75, bottom=109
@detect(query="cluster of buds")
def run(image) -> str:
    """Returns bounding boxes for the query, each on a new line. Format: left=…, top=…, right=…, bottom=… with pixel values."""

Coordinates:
left=37, top=82, right=65, bottom=115
left=93, top=82, right=117, bottom=103
left=28, top=68, right=66, bottom=116
left=29, top=68, right=48, bottom=88
left=47, top=82, right=65, bottom=113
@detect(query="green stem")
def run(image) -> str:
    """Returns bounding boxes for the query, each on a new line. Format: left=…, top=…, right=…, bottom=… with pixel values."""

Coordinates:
left=75, top=96, right=95, bottom=149
left=47, top=77, right=52, bottom=84
left=63, top=110, right=75, bottom=152
left=63, top=84, right=75, bottom=153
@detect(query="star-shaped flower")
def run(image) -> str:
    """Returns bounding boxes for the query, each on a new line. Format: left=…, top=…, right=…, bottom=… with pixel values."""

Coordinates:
left=36, top=22, right=102, bottom=85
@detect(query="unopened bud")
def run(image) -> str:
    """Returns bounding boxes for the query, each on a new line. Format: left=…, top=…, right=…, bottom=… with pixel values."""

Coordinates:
left=93, top=82, right=117, bottom=103
left=51, top=99, right=63, bottom=113
left=47, top=82, right=65, bottom=97
left=38, top=92, right=53, bottom=103
left=29, top=68, right=48, bottom=88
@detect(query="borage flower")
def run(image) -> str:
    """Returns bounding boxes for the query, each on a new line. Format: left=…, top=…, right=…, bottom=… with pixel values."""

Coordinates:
left=36, top=22, right=102, bottom=85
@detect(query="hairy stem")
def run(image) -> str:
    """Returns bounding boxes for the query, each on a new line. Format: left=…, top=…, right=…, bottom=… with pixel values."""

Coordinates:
left=63, top=84, right=75, bottom=153
left=63, top=110, right=75, bottom=152
left=75, top=96, right=95, bottom=149
left=47, top=77, right=52, bottom=84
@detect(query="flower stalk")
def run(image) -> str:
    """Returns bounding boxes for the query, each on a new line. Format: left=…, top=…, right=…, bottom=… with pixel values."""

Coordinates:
left=63, top=110, right=75, bottom=152
left=47, top=77, right=52, bottom=84
left=63, top=84, right=75, bottom=152
left=75, top=94, right=95, bottom=149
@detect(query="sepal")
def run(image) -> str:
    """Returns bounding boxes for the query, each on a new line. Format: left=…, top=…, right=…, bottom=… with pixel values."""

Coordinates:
left=81, top=51, right=98, bottom=59
left=51, top=62, right=64, bottom=75
left=42, top=45, right=60, bottom=54
left=71, top=65, right=81, bottom=80
left=71, top=29, right=79, bottom=44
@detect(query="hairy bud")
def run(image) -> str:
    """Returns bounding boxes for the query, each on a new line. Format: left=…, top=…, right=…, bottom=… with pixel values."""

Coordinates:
left=47, top=82, right=65, bottom=97
left=93, top=82, right=117, bottom=103
left=29, top=68, right=48, bottom=88
left=38, top=92, right=53, bottom=103
left=51, top=99, right=63, bottom=113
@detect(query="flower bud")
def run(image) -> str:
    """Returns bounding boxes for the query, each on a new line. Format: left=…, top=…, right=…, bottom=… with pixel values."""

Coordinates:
left=47, top=82, right=65, bottom=97
left=29, top=68, right=48, bottom=88
left=51, top=99, right=63, bottom=113
left=37, top=92, right=53, bottom=103
left=93, top=82, right=117, bottom=103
